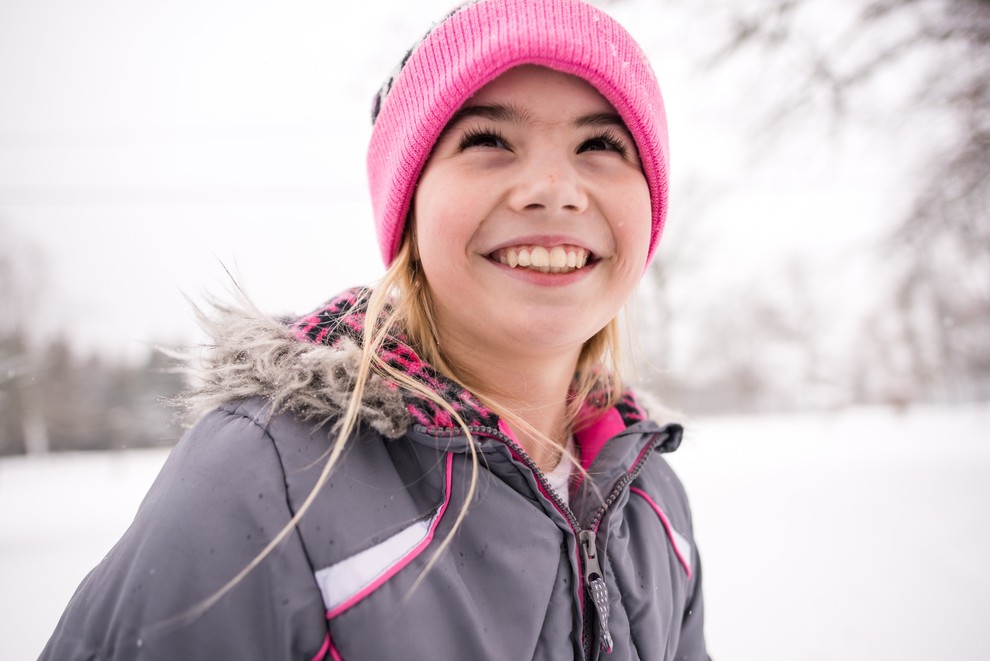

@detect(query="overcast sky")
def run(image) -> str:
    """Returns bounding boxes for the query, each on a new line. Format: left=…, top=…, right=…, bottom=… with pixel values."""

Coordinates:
left=0, top=0, right=919, bottom=362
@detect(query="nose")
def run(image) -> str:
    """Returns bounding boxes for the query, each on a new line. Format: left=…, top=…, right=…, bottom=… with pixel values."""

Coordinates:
left=507, top=156, right=589, bottom=215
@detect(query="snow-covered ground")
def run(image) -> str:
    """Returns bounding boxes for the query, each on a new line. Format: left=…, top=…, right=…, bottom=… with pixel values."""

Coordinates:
left=2, top=405, right=988, bottom=660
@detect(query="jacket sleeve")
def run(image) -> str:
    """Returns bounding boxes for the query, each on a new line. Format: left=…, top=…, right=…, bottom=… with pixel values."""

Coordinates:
left=649, top=454, right=712, bottom=661
left=672, top=471, right=712, bottom=661
left=676, top=541, right=712, bottom=660
left=40, top=403, right=330, bottom=661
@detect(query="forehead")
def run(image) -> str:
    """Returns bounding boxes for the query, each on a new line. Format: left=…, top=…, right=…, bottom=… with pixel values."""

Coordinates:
left=464, top=65, right=617, bottom=117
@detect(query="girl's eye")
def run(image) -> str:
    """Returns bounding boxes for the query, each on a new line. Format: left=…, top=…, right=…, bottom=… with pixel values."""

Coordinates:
left=577, top=131, right=628, bottom=156
left=459, top=129, right=510, bottom=151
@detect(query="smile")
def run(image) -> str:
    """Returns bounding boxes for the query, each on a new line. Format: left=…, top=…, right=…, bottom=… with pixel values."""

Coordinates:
left=491, top=245, right=592, bottom=274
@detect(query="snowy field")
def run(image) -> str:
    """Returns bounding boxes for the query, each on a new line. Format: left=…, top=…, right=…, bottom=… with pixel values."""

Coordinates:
left=2, top=405, right=988, bottom=660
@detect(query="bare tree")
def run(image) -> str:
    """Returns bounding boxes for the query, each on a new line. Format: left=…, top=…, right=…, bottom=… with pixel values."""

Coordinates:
left=0, top=223, right=186, bottom=455
left=692, top=0, right=990, bottom=404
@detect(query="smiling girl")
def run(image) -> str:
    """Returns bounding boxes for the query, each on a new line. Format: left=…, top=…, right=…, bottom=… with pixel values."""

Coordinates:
left=43, top=1, right=709, bottom=659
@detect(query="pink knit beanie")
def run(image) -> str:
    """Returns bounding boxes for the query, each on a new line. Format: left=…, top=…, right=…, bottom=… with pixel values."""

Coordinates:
left=367, top=0, right=669, bottom=267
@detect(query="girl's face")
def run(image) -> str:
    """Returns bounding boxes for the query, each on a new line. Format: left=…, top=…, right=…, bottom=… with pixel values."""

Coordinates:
left=412, top=65, right=651, bottom=364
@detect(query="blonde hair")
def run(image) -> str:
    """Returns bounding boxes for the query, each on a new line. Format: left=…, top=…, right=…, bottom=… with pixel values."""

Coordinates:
left=338, top=230, right=625, bottom=572
left=158, top=229, right=626, bottom=631
left=391, top=231, right=625, bottom=430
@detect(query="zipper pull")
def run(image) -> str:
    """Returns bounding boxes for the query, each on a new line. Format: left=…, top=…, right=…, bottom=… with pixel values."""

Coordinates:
left=579, top=530, right=614, bottom=654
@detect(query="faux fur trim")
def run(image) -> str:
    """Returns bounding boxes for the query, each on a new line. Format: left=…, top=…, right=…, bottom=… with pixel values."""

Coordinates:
left=177, top=301, right=411, bottom=439
left=289, top=289, right=503, bottom=432
left=177, top=287, right=653, bottom=442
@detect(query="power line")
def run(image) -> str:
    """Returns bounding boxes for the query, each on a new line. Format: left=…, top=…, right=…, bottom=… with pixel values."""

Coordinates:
left=0, top=123, right=343, bottom=149
left=0, top=184, right=361, bottom=207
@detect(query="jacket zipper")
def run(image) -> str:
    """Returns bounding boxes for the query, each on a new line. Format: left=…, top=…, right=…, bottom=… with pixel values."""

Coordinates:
left=579, top=529, right=613, bottom=654
left=577, top=435, right=663, bottom=657
left=455, top=425, right=669, bottom=660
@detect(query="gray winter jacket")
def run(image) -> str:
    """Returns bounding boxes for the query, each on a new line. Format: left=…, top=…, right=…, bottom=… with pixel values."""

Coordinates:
left=42, top=290, right=710, bottom=661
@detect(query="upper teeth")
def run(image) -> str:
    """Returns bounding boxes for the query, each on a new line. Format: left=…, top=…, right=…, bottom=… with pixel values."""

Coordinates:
left=495, top=245, right=590, bottom=273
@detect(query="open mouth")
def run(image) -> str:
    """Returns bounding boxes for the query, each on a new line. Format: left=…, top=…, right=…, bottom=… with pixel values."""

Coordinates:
left=490, top=245, right=593, bottom=274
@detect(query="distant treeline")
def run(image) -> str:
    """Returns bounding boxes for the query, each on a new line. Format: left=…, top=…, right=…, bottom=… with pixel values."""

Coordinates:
left=0, top=334, right=186, bottom=456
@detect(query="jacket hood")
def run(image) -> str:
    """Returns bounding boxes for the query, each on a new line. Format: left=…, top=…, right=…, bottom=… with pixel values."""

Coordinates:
left=181, top=288, right=652, bottom=440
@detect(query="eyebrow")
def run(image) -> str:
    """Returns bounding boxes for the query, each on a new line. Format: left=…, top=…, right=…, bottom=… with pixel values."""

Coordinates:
left=574, top=112, right=628, bottom=130
left=446, top=103, right=530, bottom=126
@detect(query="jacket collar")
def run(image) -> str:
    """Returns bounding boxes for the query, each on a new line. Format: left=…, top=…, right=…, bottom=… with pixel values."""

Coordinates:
left=186, top=288, right=661, bottom=453
left=291, top=288, right=653, bottom=443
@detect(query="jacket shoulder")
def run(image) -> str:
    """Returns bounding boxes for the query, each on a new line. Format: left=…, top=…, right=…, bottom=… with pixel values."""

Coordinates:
left=627, top=436, right=710, bottom=660
left=636, top=452, right=693, bottom=525
left=41, top=399, right=329, bottom=661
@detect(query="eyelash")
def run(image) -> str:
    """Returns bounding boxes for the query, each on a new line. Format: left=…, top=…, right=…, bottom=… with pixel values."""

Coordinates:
left=457, top=127, right=630, bottom=156
left=458, top=128, right=510, bottom=151
left=578, top=129, right=628, bottom=156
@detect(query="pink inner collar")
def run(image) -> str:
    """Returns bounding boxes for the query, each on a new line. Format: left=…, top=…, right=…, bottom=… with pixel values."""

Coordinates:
left=499, top=404, right=626, bottom=472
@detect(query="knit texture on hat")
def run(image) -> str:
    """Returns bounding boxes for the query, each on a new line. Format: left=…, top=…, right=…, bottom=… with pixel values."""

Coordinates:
left=367, top=0, right=669, bottom=267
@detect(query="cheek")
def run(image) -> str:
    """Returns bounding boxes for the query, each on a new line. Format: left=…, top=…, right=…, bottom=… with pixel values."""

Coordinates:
left=414, top=199, right=471, bottom=269
left=613, top=183, right=652, bottom=258
left=413, top=178, right=450, bottom=257
left=413, top=193, right=477, bottom=302
left=414, top=167, right=495, bottom=267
